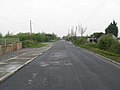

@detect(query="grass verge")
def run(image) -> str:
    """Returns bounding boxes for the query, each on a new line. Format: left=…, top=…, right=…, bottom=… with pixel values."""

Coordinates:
left=79, top=43, right=120, bottom=63
left=22, top=40, right=48, bottom=48
left=26, top=43, right=47, bottom=48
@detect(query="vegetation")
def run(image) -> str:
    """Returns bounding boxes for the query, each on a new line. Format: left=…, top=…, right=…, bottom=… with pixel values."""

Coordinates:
left=80, top=43, right=120, bottom=63
left=64, top=20, right=120, bottom=63
left=0, top=38, right=19, bottom=46
left=74, top=37, right=88, bottom=45
left=18, top=33, right=58, bottom=47
left=0, top=32, right=59, bottom=48
left=22, top=40, right=47, bottom=48
left=91, top=32, right=104, bottom=39
left=77, top=24, right=87, bottom=37
left=111, top=42, right=120, bottom=54
left=105, top=20, right=118, bottom=37
left=97, top=34, right=117, bottom=51
left=14, top=33, right=58, bottom=43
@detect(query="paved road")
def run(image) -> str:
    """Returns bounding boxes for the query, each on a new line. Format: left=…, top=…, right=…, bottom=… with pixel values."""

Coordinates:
left=0, top=40, right=120, bottom=90
left=0, top=45, right=52, bottom=82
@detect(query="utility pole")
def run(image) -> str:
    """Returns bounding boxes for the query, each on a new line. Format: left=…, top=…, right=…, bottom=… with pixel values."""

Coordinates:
left=75, top=26, right=77, bottom=37
left=30, top=20, right=32, bottom=35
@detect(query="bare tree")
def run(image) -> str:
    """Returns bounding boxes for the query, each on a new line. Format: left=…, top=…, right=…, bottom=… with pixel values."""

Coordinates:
left=67, top=28, right=71, bottom=38
left=77, top=24, right=87, bottom=37
left=75, top=26, right=77, bottom=36
left=70, top=26, right=75, bottom=37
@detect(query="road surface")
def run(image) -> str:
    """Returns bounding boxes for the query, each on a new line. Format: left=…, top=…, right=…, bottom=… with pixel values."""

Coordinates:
left=0, top=40, right=120, bottom=90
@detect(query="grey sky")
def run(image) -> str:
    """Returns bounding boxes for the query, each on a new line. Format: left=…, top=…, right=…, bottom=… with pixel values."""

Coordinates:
left=0, top=0, right=120, bottom=37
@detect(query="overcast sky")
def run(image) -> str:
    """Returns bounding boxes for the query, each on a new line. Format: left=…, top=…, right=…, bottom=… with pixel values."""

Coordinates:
left=0, top=0, right=120, bottom=37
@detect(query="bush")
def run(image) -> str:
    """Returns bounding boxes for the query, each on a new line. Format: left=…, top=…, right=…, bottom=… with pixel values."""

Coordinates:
left=22, top=40, right=47, bottom=48
left=15, top=33, right=58, bottom=42
left=22, top=40, right=36, bottom=48
left=111, top=42, right=120, bottom=54
left=32, top=34, right=45, bottom=42
left=75, top=37, right=88, bottom=45
left=97, top=34, right=117, bottom=50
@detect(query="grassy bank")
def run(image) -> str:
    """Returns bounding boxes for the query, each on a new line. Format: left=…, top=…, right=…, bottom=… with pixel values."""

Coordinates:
left=26, top=43, right=47, bottom=48
left=79, top=43, right=120, bottom=63
left=22, top=40, right=48, bottom=48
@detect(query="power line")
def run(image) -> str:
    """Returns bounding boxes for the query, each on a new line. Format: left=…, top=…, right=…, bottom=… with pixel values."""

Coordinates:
left=84, top=0, right=106, bottom=24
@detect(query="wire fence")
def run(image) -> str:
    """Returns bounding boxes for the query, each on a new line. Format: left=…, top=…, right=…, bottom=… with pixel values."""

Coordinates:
left=0, top=38, right=20, bottom=46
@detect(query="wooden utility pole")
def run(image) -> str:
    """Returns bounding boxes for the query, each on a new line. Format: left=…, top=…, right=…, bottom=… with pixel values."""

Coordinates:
left=30, top=20, right=32, bottom=34
left=75, top=26, right=77, bottom=37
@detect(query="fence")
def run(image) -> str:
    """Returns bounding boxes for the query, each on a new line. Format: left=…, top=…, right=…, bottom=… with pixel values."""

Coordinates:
left=0, top=38, right=22, bottom=55
left=0, top=38, right=19, bottom=46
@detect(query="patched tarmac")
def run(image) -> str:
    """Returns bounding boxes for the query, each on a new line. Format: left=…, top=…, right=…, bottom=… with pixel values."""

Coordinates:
left=0, top=44, right=53, bottom=82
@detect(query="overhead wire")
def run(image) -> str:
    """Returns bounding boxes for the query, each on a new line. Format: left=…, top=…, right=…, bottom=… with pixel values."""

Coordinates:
left=84, top=0, right=106, bottom=25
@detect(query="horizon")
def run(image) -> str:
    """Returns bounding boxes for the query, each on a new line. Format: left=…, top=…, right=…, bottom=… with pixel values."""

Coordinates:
left=0, top=0, right=120, bottom=37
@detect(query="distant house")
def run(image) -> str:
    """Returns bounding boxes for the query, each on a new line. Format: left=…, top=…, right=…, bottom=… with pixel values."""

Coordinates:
left=87, top=37, right=97, bottom=43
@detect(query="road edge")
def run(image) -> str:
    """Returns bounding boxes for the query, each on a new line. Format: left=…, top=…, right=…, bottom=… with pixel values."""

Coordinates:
left=0, top=45, right=53, bottom=83
left=75, top=45, right=120, bottom=68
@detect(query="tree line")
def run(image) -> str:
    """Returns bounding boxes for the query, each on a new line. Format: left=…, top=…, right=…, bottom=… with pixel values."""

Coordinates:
left=64, top=20, right=120, bottom=54
left=0, top=32, right=59, bottom=48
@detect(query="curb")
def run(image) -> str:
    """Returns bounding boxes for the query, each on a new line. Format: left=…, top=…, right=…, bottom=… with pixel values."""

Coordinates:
left=0, top=53, right=42, bottom=82
left=88, top=50, right=120, bottom=67
left=76, top=46, right=120, bottom=68
left=0, top=45, right=53, bottom=82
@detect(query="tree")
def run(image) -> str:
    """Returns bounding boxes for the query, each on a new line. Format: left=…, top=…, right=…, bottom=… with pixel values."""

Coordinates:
left=16, top=33, right=31, bottom=41
left=105, top=20, right=118, bottom=37
left=5, top=31, right=13, bottom=37
left=32, top=33, right=45, bottom=42
left=91, top=32, right=104, bottom=39
left=78, top=24, right=87, bottom=37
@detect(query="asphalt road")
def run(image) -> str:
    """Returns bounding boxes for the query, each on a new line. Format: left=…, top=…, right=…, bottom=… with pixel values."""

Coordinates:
left=0, top=40, right=120, bottom=90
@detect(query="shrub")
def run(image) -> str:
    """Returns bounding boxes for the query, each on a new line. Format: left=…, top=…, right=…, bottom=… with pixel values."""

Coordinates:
left=111, top=42, right=120, bottom=54
left=97, top=34, right=117, bottom=50
left=32, top=34, right=45, bottom=42
left=22, top=40, right=36, bottom=48
left=75, top=37, right=88, bottom=45
left=22, top=40, right=47, bottom=48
